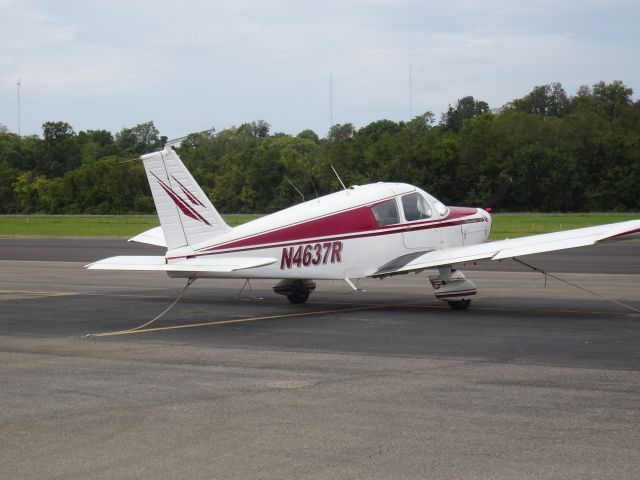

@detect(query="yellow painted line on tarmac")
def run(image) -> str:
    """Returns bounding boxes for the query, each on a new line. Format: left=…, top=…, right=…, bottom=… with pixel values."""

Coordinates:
left=0, top=290, right=77, bottom=301
left=91, top=302, right=416, bottom=337
left=0, top=289, right=77, bottom=295
left=403, top=302, right=639, bottom=317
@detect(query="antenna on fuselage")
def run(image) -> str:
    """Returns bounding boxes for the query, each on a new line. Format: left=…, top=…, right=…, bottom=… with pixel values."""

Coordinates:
left=285, top=176, right=305, bottom=202
left=309, top=176, right=319, bottom=200
left=330, top=165, right=348, bottom=192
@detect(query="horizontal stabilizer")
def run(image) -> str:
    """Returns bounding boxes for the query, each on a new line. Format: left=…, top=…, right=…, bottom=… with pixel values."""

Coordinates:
left=85, top=255, right=277, bottom=272
left=373, top=219, right=640, bottom=276
left=128, top=226, right=166, bottom=247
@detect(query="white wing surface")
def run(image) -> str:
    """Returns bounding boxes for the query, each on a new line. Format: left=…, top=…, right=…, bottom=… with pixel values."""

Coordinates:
left=374, top=219, right=640, bottom=276
left=128, top=226, right=166, bottom=247
left=86, top=256, right=277, bottom=272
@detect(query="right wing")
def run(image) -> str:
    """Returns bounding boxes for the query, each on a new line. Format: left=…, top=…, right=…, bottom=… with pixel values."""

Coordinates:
left=374, top=219, right=640, bottom=277
left=86, top=256, right=277, bottom=272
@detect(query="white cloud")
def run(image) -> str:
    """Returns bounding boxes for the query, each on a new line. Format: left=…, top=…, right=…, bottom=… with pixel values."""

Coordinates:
left=0, top=0, right=637, bottom=137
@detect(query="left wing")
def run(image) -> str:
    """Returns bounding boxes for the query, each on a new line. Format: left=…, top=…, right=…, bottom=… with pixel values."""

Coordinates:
left=86, top=256, right=277, bottom=272
left=373, top=219, right=640, bottom=277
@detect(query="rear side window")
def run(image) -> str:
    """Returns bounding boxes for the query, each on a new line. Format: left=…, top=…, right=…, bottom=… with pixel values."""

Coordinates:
left=371, top=199, right=400, bottom=227
left=401, top=192, right=432, bottom=221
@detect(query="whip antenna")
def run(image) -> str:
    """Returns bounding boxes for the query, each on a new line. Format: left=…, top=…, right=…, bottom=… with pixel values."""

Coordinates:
left=285, top=176, right=305, bottom=202
left=309, top=176, right=319, bottom=199
left=331, top=165, right=347, bottom=192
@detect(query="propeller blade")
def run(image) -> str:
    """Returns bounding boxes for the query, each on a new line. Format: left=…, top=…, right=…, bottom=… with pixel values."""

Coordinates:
left=482, top=177, right=513, bottom=210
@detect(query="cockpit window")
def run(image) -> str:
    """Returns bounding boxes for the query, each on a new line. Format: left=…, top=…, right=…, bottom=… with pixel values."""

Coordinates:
left=371, top=199, right=400, bottom=227
left=401, top=193, right=432, bottom=221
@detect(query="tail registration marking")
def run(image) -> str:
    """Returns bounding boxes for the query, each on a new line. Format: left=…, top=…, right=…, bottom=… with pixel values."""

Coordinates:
left=281, top=241, right=343, bottom=269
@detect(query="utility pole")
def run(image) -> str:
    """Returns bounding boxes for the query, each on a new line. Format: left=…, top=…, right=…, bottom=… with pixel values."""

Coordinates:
left=329, top=71, right=333, bottom=130
left=16, top=77, right=22, bottom=136
left=409, top=65, right=413, bottom=120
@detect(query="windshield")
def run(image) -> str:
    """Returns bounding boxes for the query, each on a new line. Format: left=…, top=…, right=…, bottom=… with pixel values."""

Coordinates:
left=423, top=192, right=448, bottom=216
left=401, top=192, right=431, bottom=221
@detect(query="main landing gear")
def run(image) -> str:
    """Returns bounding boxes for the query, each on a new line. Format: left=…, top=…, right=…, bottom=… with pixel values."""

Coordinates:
left=447, top=299, right=471, bottom=311
left=429, top=266, right=476, bottom=311
left=273, top=279, right=317, bottom=304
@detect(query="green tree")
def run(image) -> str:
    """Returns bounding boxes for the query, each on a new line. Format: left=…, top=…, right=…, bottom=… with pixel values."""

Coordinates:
left=358, top=119, right=402, bottom=142
left=116, top=121, right=164, bottom=155
left=504, top=144, right=579, bottom=211
left=43, top=121, right=74, bottom=144
left=0, top=159, right=16, bottom=213
left=39, top=121, right=81, bottom=176
left=296, top=129, right=320, bottom=143
left=509, top=83, right=569, bottom=117
left=328, top=123, right=356, bottom=142
left=441, top=96, right=490, bottom=132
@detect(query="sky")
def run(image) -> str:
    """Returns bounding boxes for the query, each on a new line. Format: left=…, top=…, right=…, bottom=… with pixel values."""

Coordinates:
left=1, top=0, right=638, bottom=139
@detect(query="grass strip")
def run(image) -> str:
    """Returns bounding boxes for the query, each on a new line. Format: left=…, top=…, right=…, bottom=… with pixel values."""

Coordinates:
left=0, top=213, right=638, bottom=240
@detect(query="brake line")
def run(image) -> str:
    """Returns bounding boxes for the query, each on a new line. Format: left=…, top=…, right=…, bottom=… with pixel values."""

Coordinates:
left=512, top=257, right=640, bottom=314
left=85, top=277, right=196, bottom=338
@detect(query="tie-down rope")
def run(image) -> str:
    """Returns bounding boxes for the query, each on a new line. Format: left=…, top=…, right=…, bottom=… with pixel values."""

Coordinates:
left=512, top=257, right=640, bottom=314
left=85, top=277, right=196, bottom=338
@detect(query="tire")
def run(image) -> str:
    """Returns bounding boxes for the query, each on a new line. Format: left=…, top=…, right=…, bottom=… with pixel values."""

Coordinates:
left=448, top=299, right=471, bottom=311
left=287, top=292, right=310, bottom=304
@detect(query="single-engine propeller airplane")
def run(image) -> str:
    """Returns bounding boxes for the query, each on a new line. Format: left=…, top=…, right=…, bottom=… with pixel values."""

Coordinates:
left=87, top=147, right=640, bottom=310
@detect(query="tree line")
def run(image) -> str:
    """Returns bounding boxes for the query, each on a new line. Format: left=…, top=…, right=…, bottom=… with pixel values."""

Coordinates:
left=0, top=80, right=638, bottom=214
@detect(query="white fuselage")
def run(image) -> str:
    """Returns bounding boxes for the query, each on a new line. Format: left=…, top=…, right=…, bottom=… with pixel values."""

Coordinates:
left=164, top=183, right=491, bottom=281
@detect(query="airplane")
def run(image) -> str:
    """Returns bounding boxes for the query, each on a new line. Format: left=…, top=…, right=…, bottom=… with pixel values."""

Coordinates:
left=87, top=147, right=640, bottom=310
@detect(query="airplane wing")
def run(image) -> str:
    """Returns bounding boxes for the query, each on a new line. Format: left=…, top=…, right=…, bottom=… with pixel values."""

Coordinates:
left=128, top=226, right=166, bottom=247
left=373, top=219, right=640, bottom=277
left=86, top=256, right=277, bottom=272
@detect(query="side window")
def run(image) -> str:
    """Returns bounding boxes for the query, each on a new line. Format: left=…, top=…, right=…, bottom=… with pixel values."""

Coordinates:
left=371, top=199, right=400, bottom=227
left=401, top=193, right=432, bottom=221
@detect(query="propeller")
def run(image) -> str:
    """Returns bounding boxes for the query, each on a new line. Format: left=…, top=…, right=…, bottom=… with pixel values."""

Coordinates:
left=481, top=177, right=513, bottom=211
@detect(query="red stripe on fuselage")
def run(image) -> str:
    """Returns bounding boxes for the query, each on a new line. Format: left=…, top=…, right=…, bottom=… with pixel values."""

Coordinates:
left=166, top=205, right=482, bottom=260
left=199, top=205, right=379, bottom=253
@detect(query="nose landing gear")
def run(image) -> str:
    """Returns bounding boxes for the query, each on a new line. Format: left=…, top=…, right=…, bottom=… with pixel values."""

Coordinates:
left=429, top=266, right=476, bottom=310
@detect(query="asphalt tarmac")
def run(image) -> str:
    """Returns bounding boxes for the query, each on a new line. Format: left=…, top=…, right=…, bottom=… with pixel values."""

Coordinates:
left=1, top=239, right=639, bottom=479
left=1, top=237, right=640, bottom=273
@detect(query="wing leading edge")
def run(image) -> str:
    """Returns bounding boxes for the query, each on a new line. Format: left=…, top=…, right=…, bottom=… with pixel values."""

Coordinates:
left=373, top=219, right=640, bottom=277
left=86, top=256, right=277, bottom=272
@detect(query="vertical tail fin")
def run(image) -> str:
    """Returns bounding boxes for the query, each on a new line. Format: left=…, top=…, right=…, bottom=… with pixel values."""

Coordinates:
left=141, top=147, right=230, bottom=250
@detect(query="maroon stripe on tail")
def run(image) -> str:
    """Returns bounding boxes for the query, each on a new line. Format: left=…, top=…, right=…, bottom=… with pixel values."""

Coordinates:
left=171, top=175, right=205, bottom=207
left=151, top=172, right=211, bottom=226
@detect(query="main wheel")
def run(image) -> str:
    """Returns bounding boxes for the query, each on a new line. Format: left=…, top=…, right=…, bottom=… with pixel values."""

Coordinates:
left=287, top=292, right=310, bottom=304
left=448, top=299, right=471, bottom=311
